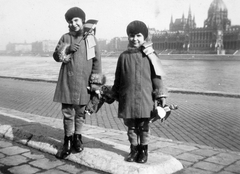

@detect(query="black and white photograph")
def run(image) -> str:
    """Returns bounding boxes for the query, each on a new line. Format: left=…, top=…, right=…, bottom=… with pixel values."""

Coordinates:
left=0, top=0, right=240, bottom=173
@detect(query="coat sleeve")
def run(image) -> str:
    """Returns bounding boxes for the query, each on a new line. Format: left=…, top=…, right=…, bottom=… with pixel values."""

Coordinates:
left=91, top=36, right=102, bottom=74
left=89, top=36, right=103, bottom=86
left=151, top=62, right=167, bottom=100
left=88, top=36, right=104, bottom=93
left=53, top=35, right=65, bottom=62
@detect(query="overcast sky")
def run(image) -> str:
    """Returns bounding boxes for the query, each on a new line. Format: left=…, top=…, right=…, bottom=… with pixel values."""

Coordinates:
left=0, top=0, right=239, bottom=50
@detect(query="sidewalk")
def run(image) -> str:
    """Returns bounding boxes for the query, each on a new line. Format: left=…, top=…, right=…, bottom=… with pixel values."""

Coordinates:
left=0, top=107, right=183, bottom=174
left=0, top=137, right=103, bottom=174
left=0, top=78, right=240, bottom=173
left=1, top=105, right=240, bottom=174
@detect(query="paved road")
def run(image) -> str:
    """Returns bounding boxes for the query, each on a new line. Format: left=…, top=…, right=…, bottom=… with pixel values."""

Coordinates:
left=0, top=137, right=105, bottom=174
left=1, top=77, right=240, bottom=152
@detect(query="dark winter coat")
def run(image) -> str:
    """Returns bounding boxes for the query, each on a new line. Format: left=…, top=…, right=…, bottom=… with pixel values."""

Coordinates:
left=112, top=47, right=165, bottom=119
left=53, top=32, right=101, bottom=105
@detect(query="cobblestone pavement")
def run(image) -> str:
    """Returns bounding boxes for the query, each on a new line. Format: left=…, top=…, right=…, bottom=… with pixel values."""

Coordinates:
left=0, top=77, right=240, bottom=152
left=1, top=106, right=240, bottom=174
left=1, top=77, right=240, bottom=173
left=0, top=137, right=105, bottom=174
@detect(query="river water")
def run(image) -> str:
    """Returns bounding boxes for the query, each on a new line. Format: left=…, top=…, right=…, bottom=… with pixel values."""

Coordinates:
left=162, top=59, right=240, bottom=94
left=101, top=56, right=240, bottom=95
left=0, top=56, right=240, bottom=94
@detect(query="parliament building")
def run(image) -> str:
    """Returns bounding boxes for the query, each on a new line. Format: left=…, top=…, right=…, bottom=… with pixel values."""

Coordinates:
left=151, top=0, right=240, bottom=54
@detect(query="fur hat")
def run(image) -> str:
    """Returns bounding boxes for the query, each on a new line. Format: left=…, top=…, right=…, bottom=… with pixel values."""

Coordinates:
left=65, top=7, right=86, bottom=22
left=126, top=20, right=148, bottom=39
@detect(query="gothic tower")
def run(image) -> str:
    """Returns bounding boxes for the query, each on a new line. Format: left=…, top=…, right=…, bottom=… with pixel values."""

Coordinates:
left=185, top=6, right=196, bottom=30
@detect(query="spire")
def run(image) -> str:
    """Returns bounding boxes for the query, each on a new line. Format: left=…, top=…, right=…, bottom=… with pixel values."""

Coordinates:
left=169, top=14, right=174, bottom=31
left=187, top=5, right=193, bottom=29
left=188, top=5, right=192, bottom=19
left=193, top=15, right=196, bottom=28
left=188, top=5, right=192, bottom=16
left=182, top=13, right=185, bottom=22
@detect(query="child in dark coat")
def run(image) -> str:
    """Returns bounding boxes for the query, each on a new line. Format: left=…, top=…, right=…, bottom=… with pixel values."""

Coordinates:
left=53, top=7, right=102, bottom=159
left=111, top=20, right=167, bottom=163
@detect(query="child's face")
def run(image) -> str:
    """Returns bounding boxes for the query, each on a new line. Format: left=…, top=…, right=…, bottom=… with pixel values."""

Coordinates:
left=68, top=17, right=84, bottom=32
left=128, top=33, right=145, bottom=48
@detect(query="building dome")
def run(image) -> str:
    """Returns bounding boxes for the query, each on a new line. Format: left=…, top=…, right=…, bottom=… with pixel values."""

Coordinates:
left=204, top=0, right=230, bottom=30
left=209, top=0, right=227, bottom=12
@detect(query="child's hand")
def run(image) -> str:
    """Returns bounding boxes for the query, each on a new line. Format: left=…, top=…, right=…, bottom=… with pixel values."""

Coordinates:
left=89, top=84, right=101, bottom=99
left=158, top=97, right=166, bottom=107
left=67, top=43, right=80, bottom=53
left=101, top=85, right=115, bottom=104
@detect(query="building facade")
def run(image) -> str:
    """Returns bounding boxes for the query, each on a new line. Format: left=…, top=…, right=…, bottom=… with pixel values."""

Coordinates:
left=152, top=0, right=240, bottom=54
left=32, top=40, right=58, bottom=56
left=6, top=42, right=32, bottom=55
left=5, top=40, right=58, bottom=56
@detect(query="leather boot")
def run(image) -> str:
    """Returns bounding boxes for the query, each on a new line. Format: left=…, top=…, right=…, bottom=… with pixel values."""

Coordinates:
left=125, top=144, right=139, bottom=162
left=137, top=144, right=148, bottom=163
left=73, top=134, right=84, bottom=152
left=56, top=135, right=73, bottom=159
